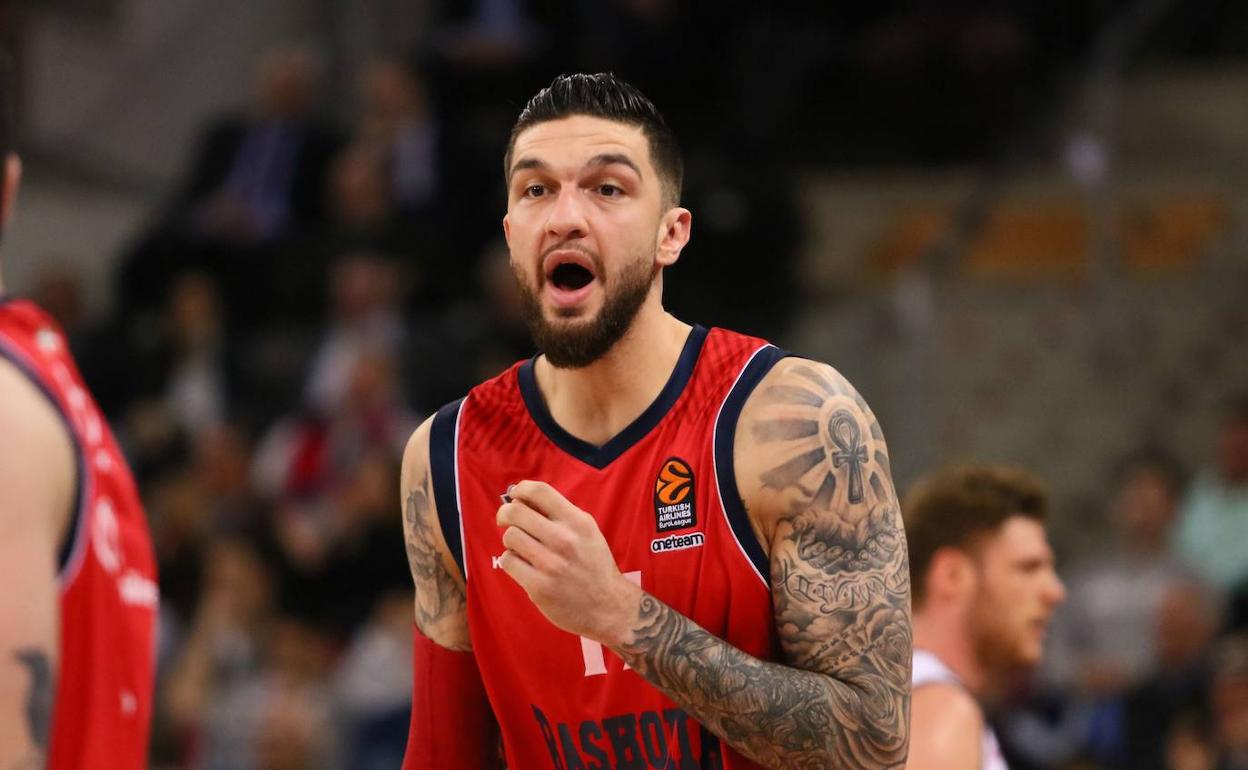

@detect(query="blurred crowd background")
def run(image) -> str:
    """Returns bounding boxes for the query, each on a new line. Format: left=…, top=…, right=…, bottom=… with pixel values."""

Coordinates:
left=1, top=1, right=1247, bottom=768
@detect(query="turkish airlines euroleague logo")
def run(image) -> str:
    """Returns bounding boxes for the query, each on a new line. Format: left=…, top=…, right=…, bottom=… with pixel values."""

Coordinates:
left=654, top=457, right=696, bottom=532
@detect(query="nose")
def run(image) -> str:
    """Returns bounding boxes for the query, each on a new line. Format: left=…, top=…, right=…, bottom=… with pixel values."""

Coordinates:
left=1045, top=570, right=1067, bottom=606
left=544, top=186, right=589, bottom=241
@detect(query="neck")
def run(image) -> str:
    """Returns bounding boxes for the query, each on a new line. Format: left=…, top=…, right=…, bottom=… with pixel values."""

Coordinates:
left=533, top=299, right=691, bottom=447
left=913, top=609, right=988, bottom=697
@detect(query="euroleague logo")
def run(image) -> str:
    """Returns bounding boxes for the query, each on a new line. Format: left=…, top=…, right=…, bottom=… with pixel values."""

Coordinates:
left=654, top=457, right=696, bottom=532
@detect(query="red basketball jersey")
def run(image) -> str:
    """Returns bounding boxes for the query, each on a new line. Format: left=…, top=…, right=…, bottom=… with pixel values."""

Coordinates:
left=0, top=298, right=158, bottom=770
left=429, top=326, right=790, bottom=770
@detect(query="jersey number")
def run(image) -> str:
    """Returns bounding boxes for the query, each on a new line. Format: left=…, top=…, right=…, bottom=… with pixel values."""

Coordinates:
left=580, top=570, right=641, bottom=677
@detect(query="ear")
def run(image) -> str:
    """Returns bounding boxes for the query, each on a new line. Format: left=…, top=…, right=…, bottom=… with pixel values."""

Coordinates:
left=655, top=207, right=691, bottom=268
left=2, top=154, right=22, bottom=231
left=927, top=547, right=977, bottom=604
left=502, top=213, right=511, bottom=249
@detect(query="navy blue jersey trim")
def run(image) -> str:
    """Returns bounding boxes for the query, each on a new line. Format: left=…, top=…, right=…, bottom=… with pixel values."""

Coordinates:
left=518, top=324, right=709, bottom=470
left=429, top=398, right=466, bottom=580
left=0, top=336, right=86, bottom=575
left=714, top=345, right=791, bottom=583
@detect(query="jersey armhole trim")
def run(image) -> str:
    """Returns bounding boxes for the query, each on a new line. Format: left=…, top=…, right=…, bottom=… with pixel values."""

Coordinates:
left=712, top=344, right=791, bottom=587
left=0, top=334, right=89, bottom=585
left=429, top=397, right=467, bottom=581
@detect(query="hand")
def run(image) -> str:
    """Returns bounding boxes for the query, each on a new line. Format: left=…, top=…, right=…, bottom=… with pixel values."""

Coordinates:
left=496, top=480, right=641, bottom=645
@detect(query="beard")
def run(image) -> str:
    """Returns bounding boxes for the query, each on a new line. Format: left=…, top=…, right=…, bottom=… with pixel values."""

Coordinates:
left=970, top=588, right=1037, bottom=675
left=515, top=251, right=656, bottom=369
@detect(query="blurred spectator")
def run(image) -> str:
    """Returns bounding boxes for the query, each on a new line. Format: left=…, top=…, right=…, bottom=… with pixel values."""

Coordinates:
left=272, top=449, right=409, bottom=640
left=117, top=45, right=344, bottom=324
left=145, top=423, right=265, bottom=657
left=182, top=47, right=338, bottom=244
left=333, top=591, right=414, bottom=770
left=160, top=273, right=231, bottom=434
left=146, top=469, right=211, bottom=649
left=267, top=145, right=410, bottom=327
left=193, top=421, right=268, bottom=534
left=247, top=619, right=338, bottom=770
left=120, top=273, right=242, bottom=481
left=252, top=338, right=414, bottom=640
left=1178, top=398, right=1248, bottom=593
left=254, top=345, right=414, bottom=503
left=1166, top=714, right=1217, bottom=770
left=326, top=146, right=399, bottom=245
left=1115, top=579, right=1222, bottom=770
left=353, top=58, right=466, bottom=309
left=1045, top=450, right=1193, bottom=696
left=163, top=538, right=276, bottom=768
left=1209, top=635, right=1248, bottom=769
left=356, top=58, right=440, bottom=215
left=304, top=253, right=407, bottom=414
left=1002, top=575, right=1221, bottom=770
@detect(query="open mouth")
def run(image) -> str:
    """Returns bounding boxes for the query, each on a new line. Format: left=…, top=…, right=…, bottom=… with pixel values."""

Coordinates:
left=543, top=250, right=599, bottom=304
left=550, top=262, right=595, bottom=291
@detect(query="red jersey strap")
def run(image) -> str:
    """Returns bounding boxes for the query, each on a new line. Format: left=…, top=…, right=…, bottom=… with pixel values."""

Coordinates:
left=429, top=398, right=467, bottom=580
left=712, top=344, right=793, bottom=584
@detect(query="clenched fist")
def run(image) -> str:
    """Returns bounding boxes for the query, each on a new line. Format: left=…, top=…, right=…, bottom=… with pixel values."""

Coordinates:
left=496, top=480, right=642, bottom=646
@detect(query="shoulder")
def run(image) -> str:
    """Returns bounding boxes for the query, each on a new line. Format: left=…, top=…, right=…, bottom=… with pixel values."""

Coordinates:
left=402, top=412, right=436, bottom=478
left=0, top=357, right=76, bottom=536
left=732, top=356, right=888, bottom=529
left=742, top=356, right=871, bottom=414
left=909, top=683, right=984, bottom=769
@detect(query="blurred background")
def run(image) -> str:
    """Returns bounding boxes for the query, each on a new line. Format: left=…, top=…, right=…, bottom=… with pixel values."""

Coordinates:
left=1, top=1, right=1247, bottom=768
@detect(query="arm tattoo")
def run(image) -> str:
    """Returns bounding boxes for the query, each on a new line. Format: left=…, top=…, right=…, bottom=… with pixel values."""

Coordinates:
left=404, top=469, right=469, bottom=649
left=8, top=648, right=54, bottom=770
left=613, top=363, right=912, bottom=769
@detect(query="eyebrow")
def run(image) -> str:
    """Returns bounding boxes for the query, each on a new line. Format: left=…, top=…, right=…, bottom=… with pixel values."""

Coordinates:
left=508, top=157, right=549, bottom=180
left=508, top=153, right=643, bottom=182
left=586, top=153, right=643, bottom=179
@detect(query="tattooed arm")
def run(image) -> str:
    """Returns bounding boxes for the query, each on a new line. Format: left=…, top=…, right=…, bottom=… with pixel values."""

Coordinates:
left=399, top=417, right=499, bottom=769
left=0, top=360, right=74, bottom=769
left=608, top=359, right=912, bottom=769
left=400, top=417, right=470, bottom=650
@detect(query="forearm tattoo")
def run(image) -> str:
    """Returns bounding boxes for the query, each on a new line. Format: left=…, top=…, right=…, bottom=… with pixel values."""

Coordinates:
left=615, top=363, right=911, bottom=769
left=404, top=469, right=470, bottom=650
left=8, top=648, right=54, bottom=770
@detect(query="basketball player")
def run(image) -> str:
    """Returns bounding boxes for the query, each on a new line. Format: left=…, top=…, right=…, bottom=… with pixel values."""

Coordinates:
left=400, top=73, right=912, bottom=769
left=902, top=466, right=1066, bottom=770
left=0, top=60, right=158, bottom=769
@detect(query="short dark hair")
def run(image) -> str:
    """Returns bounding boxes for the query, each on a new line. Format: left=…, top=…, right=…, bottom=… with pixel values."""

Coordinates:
left=504, top=73, right=683, bottom=208
left=903, top=465, right=1049, bottom=607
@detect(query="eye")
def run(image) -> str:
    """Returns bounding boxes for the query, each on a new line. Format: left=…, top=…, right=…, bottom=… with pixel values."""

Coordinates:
left=523, top=184, right=546, bottom=198
left=598, top=184, right=621, bottom=197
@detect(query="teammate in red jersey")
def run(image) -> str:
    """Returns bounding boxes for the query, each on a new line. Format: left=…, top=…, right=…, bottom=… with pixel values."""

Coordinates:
left=0, top=58, right=158, bottom=770
left=400, top=73, right=912, bottom=769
